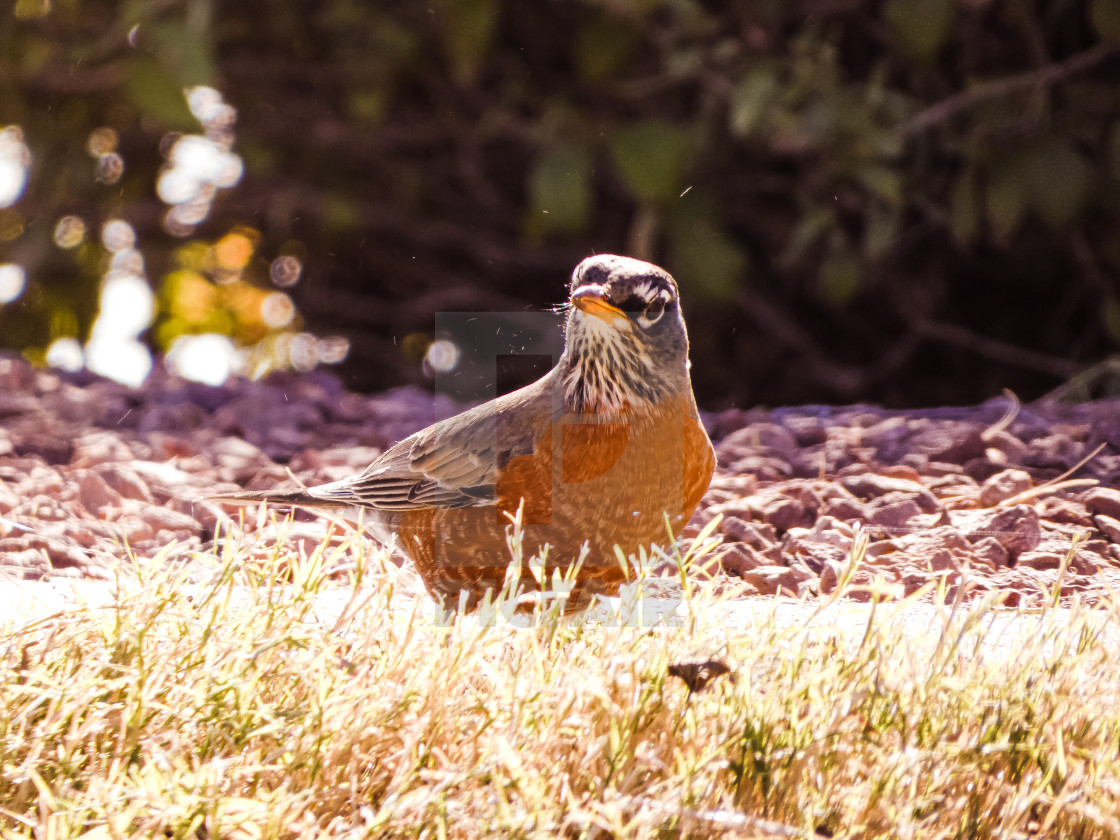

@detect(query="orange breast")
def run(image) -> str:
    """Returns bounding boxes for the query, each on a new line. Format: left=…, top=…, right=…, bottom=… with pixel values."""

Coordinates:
left=399, top=396, right=715, bottom=609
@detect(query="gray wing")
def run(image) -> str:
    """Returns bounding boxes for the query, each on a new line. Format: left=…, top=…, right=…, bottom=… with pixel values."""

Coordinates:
left=311, top=371, right=558, bottom=512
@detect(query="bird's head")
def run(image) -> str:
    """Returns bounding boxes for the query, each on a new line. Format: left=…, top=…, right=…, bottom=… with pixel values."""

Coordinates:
left=561, top=254, right=691, bottom=414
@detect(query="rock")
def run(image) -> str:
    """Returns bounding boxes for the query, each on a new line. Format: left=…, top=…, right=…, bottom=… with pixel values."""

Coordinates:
left=860, top=417, right=912, bottom=461
left=288, top=445, right=384, bottom=478
left=821, top=497, right=867, bottom=522
left=0, top=548, right=50, bottom=578
left=801, top=515, right=856, bottom=546
left=51, top=517, right=114, bottom=547
left=22, top=465, right=64, bottom=496
left=0, top=356, right=35, bottom=392
left=962, top=458, right=1006, bottom=483
left=922, top=461, right=964, bottom=476
left=892, top=526, right=973, bottom=560
left=0, top=483, right=16, bottom=513
left=0, top=535, right=90, bottom=572
left=868, top=497, right=923, bottom=531
left=978, top=468, right=1033, bottom=507
left=5, top=347, right=1120, bottom=604
left=94, top=463, right=154, bottom=502
left=983, top=430, right=1028, bottom=464
left=76, top=469, right=122, bottom=516
left=0, top=393, right=40, bottom=419
left=137, top=506, right=201, bottom=535
left=926, top=548, right=957, bottom=572
left=1021, top=434, right=1084, bottom=471
left=1037, top=496, right=1093, bottom=527
left=1014, top=535, right=1105, bottom=576
left=970, top=537, right=1009, bottom=568
left=1016, top=551, right=1061, bottom=572
left=718, top=423, right=798, bottom=458
left=918, top=427, right=986, bottom=463
left=727, top=455, right=791, bottom=481
left=878, top=463, right=923, bottom=483
left=840, top=473, right=938, bottom=511
left=719, top=516, right=778, bottom=549
left=718, top=543, right=769, bottom=577
left=733, top=564, right=814, bottom=596
left=135, top=402, right=207, bottom=434
left=14, top=434, right=73, bottom=465
left=1095, top=514, right=1120, bottom=544
left=10, top=497, right=68, bottom=522
left=865, top=539, right=899, bottom=558
left=70, top=431, right=134, bottom=468
left=1084, top=488, right=1120, bottom=521
left=781, top=416, right=827, bottom=446
left=761, top=497, right=808, bottom=533
left=130, top=460, right=207, bottom=498
left=144, top=433, right=201, bottom=461
left=114, top=516, right=155, bottom=545
left=966, top=505, right=1041, bottom=558
left=783, top=537, right=849, bottom=573
left=210, top=436, right=273, bottom=483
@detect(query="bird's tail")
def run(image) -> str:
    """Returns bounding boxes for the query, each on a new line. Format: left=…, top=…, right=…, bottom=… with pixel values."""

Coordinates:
left=199, top=488, right=352, bottom=510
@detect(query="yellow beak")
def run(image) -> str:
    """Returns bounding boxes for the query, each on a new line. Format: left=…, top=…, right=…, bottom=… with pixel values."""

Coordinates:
left=571, top=286, right=626, bottom=324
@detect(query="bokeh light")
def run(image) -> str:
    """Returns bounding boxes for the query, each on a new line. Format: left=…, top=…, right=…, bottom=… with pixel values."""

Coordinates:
left=86, top=220, right=154, bottom=386
left=425, top=338, right=461, bottom=373
left=0, top=263, right=26, bottom=304
left=169, top=135, right=224, bottom=186
left=270, top=255, right=302, bottom=287
left=166, top=333, right=236, bottom=386
left=53, top=215, right=86, bottom=248
left=214, top=230, right=255, bottom=270
left=86, top=127, right=118, bottom=157
left=0, top=210, right=24, bottom=241
left=317, top=335, right=350, bottom=363
left=157, top=168, right=197, bottom=204
left=45, top=337, right=83, bottom=372
left=0, top=126, right=30, bottom=208
left=101, top=219, right=135, bottom=252
left=163, top=209, right=195, bottom=238
left=260, top=292, right=295, bottom=327
left=289, top=332, right=318, bottom=371
left=187, top=87, right=224, bottom=123
left=165, top=198, right=212, bottom=234
left=110, top=247, right=145, bottom=277
left=96, top=153, right=124, bottom=184
left=85, top=337, right=152, bottom=387
left=97, top=273, right=154, bottom=336
left=156, top=87, right=243, bottom=236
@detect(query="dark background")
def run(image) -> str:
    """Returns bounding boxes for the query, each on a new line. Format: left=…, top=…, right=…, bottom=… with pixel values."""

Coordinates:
left=4, top=0, right=1120, bottom=410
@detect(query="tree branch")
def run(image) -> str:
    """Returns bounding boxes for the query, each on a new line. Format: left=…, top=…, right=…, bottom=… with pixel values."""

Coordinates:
left=902, top=44, right=1120, bottom=135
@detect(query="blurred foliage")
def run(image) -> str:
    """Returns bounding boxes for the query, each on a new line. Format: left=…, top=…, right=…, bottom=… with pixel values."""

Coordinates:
left=3, top=0, right=1120, bottom=406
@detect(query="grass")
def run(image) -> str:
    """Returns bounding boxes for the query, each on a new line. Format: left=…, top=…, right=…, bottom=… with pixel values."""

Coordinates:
left=1, top=515, right=1120, bottom=839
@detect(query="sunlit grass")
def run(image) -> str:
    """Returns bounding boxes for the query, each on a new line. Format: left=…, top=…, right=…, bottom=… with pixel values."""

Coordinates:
left=1, top=518, right=1119, bottom=839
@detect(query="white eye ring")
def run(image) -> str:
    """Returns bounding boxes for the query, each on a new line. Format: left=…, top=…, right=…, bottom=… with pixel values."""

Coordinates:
left=637, top=298, right=666, bottom=328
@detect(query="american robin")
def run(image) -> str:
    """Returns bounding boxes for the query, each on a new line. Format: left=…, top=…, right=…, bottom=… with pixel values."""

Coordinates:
left=206, top=254, right=715, bottom=611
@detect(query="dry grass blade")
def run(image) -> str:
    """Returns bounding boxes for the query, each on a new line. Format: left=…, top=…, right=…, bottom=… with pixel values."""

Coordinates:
left=980, top=388, right=1021, bottom=442
left=0, top=521, right=1119, bottom=838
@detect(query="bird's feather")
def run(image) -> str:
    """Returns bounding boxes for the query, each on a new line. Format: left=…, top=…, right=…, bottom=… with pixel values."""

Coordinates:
left=205, top=369, right=559, bottom=513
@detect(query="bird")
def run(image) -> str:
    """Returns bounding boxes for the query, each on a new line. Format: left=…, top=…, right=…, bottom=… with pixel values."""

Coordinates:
left=205, top=254, right=716, bottom=612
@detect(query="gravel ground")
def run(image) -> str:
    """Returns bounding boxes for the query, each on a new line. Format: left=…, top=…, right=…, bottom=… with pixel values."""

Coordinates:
left=2, top=352, right=1120, bottom=606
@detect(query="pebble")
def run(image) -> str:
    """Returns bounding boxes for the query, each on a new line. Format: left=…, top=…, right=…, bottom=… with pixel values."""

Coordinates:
left=1085, top=487, right=1120, bottom=521
left=978, top=468, right=1033, bottom=507
left=0, top=349, right=1118, bottom=606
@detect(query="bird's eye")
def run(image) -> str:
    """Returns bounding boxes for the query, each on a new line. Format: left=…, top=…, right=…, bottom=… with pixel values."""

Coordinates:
left=638, top=298, right=666, bottom=327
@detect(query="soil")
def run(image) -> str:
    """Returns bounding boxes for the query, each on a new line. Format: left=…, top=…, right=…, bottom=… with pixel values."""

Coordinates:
left=2, top=352, right=1119, bottom=606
